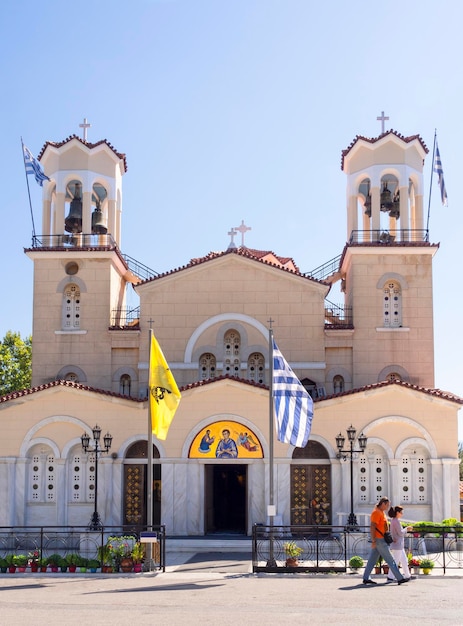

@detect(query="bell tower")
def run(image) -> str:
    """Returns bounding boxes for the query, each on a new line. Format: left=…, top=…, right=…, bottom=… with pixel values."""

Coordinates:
left=38, top=134, right=126, bottom=246
left=25, top=130, right=141, bottom=393
left=339, top=129, right=439, bottom=389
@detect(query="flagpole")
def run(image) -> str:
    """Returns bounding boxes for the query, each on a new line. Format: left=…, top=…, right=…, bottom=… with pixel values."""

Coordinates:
left=267, top=323, right=276, bottom=567
left=425, top=129, right=437, bottom=236
left=21, top=137, right=37, bottom=242
left=147, top=327, right=154, bottom=567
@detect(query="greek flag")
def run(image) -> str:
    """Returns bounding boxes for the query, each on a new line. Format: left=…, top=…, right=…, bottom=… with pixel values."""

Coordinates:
left=272, top=339, right=313, bottom=447
left=433, top=142, right=448, bottom=206
left=23, top=143, right=50, bottom=186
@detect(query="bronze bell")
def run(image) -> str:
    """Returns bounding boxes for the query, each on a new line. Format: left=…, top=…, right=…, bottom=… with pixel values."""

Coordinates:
left=364, top=193, right=371, bottom=217
left=91, top=204, right=107, bottom=234
left=380, top=182, right=393, bottom=211
left=390, top=191, right=400, bottom=218
left=65, top=182, right=83, bottom=233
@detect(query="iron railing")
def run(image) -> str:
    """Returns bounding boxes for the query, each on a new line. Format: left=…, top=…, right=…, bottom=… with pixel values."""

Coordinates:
left=0, top=525, right=165, bottom=572
left=252, top=524, right=463, bottom=574
left=109, top=306, right=141, bottom=329
left=349, top=229, right=430, bottom=244
left=304, top=254, right=342, bottom=282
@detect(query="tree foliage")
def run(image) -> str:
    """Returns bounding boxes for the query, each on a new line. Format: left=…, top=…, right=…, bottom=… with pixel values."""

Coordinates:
left=0, top=331, right=32, bottom=395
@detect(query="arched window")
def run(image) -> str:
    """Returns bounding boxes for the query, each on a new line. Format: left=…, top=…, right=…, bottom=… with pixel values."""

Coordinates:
left=359, top=446, right=389, bottom=503
left=333, top=375, right=345, bottom=393
left=224, top=330, right=241, bottom=377
left=62, top=283, right=81, bottom=330
left=199, top=353, right=216, bottom=380
left=386, top=372, right=401, bottom=382
left=28, top=445, right=56, bottom=502
left=383, top=280, right=402, bottom=327
left=247, top=352, right=264, bottom=383
left=120, top=374, right=132, bottom=396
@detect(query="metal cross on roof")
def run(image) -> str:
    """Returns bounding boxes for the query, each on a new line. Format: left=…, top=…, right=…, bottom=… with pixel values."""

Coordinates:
left=227, top=228, right=237, bottom=249
left=79, top=118, right=91, bottom=141
left=376, top=110, right=389, bottom=134
left=234, top=220, right=251, bottom=246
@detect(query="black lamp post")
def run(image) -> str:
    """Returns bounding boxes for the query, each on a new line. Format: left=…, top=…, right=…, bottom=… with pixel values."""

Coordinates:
left=335, top=425, right=367, bottom=530
left=81, top=424, right=113, bottom=530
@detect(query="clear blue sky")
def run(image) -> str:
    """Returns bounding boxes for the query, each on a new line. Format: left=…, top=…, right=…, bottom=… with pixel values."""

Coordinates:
left=1, top=0, right=461, bottom=434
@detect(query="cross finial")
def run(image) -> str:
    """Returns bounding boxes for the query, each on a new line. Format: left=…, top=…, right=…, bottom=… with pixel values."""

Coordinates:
left=79, top=117, right=91, bottom=141
left=376, top=110, right=389, bottom=134
left=234, top=220, right=251, bottom=247
left=227, top=228, right=237, bottom=250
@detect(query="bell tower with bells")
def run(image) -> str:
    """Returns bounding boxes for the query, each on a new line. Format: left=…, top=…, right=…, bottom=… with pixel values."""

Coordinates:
left=336, top=117, right=439, bottom=390
left=26, top=122, right=141, bottom=392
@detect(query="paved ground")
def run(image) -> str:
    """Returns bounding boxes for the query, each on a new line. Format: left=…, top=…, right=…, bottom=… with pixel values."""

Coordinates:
left=0, top=553, right=461, bottom=625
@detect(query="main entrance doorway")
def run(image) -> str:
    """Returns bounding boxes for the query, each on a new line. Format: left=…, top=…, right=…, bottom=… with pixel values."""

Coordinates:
left=205, top=464, right=247, bottom=534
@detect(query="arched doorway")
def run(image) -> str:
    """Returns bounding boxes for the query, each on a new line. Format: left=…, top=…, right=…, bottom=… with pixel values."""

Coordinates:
left=123, top=441, right=161, bottom=528
left=291, top=440, right=331, bottom=526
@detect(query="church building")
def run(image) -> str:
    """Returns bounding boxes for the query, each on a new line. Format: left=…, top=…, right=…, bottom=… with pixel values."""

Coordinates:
left=0, top=124, right=461, bottom=535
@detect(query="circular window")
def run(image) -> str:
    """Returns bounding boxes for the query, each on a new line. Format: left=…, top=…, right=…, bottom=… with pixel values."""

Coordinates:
left=65, top=262, right=79, bottom=275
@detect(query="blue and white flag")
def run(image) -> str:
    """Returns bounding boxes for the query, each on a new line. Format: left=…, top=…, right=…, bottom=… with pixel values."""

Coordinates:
left=433, top=142, right=448, bottom=207
left=272, top=339, right=314, bottom=448
left=23, top=143, right=50, bottom=186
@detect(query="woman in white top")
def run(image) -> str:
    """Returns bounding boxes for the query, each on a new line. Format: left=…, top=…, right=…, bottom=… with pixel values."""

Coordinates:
left=386, top=505, right=414, bottom=581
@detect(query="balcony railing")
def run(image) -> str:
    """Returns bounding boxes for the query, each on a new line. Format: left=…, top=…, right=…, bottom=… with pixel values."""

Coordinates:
left=349, top=229, right=430, bottom=244
left=110, top=307, right=140, bottom=329
left=30, top=233, right=117, bottom=249
left=325, top=300, right=353, bottom=327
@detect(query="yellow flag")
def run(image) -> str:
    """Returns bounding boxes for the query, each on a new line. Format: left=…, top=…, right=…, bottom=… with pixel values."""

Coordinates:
left=149, top=333, right=181, bottom=439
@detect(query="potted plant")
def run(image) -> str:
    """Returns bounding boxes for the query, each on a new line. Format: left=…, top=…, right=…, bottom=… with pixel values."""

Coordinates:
left=77, top=556, right=88, bottom=573
left=107, top=535, right=135, bottom=572
left=408, top=555, right=420, bottom=575
left=348, top=555, right=364, bottom=572
left=13, top=554, right=28, bottom=572
left=131, top=542, right=145, bottom=573
left=47, top=554, right=63, bottom=572
left=97, top=544, right=113, bottom=573
left=374, top=555, right=383, bottom=575
left=28, top=549, right=41, bottom=572
left=0, top=556, right=8, bottom=573
left=5, top=554, right=16, bottom=573
left=39, top=557, right=48, bottom=573
left=88, top=559, right=100, bottom=573
left=66, top=553, right=79, bottom=573
left=419, top=558, right=435, bottom=574
left=283, top=541, right=303, bottom=567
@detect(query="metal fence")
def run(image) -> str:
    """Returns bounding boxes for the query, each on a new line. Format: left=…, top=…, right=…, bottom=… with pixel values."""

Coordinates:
left=252, top=524, right=463, bottom=574
left=0, top=525, right=166, bottom=572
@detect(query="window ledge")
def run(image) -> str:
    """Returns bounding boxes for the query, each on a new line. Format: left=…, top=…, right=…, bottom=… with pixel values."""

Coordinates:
left=55, top=330, right=88, bottom=335
left=376, top=327, right=410, bottom=332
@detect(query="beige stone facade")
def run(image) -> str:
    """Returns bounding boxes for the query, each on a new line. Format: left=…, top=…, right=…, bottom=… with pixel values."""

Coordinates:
left=0, top=130, right=460, bottom=535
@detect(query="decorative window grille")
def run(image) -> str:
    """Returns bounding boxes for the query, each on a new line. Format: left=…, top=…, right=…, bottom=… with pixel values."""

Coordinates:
left=199, top=353, right=216, bottom=380
left=224, top=330, right=240, bottom=376
left=62, top=283, right=81, bottom=330
left=247, top=352, right=264, bottom=383
left=29, top=448, right=55, bottom=502
left=383, top=281, right=402, bottom=327
left=400, top=451, right=428, bottom=504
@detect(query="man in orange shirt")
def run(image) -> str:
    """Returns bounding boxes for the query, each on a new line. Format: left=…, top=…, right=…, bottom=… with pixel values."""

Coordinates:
left=362, top=497, right=411, bottom=585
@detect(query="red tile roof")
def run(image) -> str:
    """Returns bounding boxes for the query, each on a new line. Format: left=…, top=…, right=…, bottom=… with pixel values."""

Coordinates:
left=1, top=378, right=461, bottom=406
left=138, top=246, right=326, bottom=285
left=341, top=130, right=429, bottom=171
left=37, top=135, right=127, bottom=172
